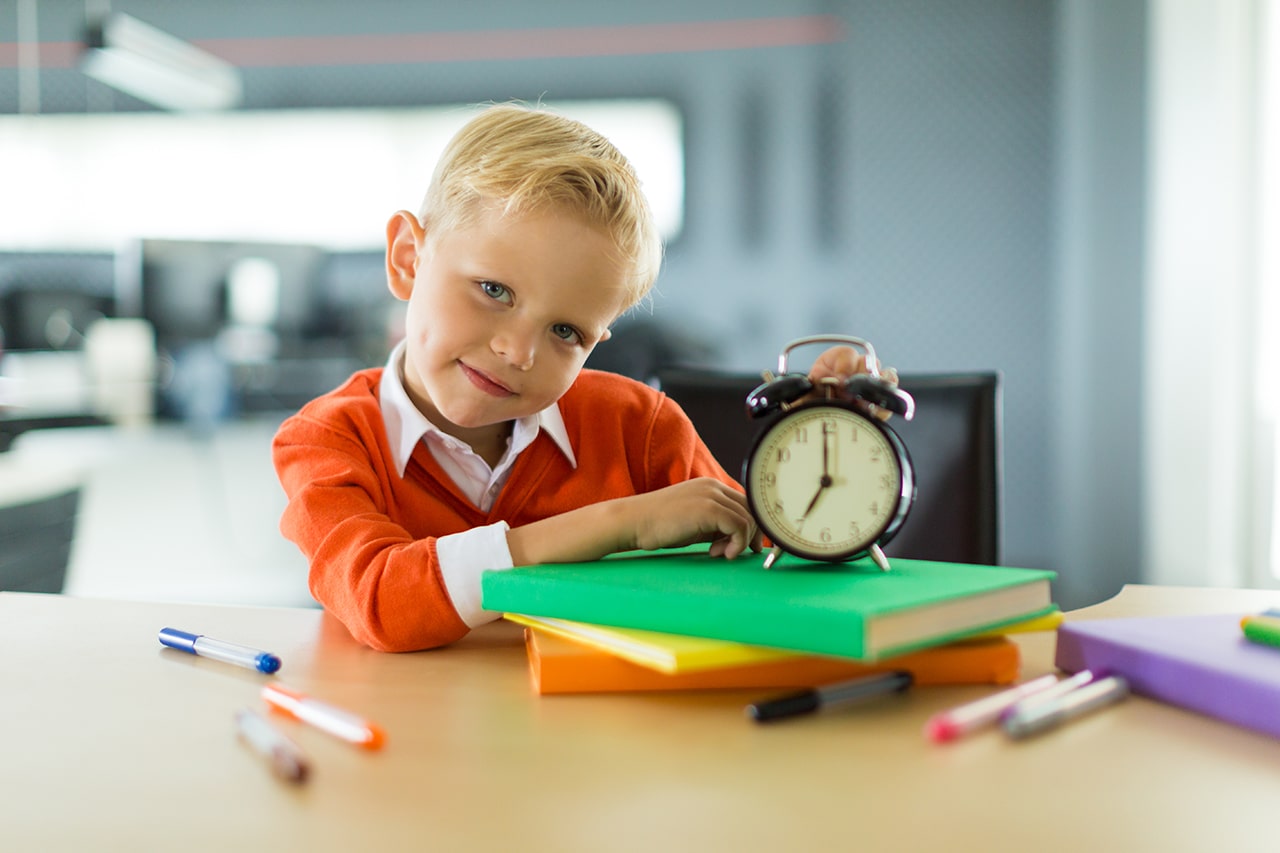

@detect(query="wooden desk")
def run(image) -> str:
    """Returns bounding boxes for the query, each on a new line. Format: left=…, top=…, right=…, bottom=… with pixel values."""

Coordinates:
left=3, top=585, right=1278, bottom=852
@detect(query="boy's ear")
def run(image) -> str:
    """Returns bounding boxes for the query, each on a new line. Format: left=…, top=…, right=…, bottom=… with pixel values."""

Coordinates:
left=386, top=210, right=425, bottom=300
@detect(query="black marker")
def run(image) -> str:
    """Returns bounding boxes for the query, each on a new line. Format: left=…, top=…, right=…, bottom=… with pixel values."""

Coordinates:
left=747, top=670, right=913, bottom=723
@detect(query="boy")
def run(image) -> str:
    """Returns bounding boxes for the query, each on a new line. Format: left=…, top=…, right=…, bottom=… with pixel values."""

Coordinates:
left=273, top=103, right=867, bottom=652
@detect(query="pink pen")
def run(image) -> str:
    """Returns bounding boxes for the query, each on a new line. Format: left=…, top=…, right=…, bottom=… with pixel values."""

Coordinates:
left=924, top=673, right=1060, bottom=743
left=262, top=683, right=386, bottom=750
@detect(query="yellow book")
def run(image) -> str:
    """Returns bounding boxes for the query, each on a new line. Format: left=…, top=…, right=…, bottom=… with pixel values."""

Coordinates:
left=504, top=613, right=797, bottom=673
left=970, top=607, right=1063, bottom=638
left=505, top=607, right=1060, bottom=675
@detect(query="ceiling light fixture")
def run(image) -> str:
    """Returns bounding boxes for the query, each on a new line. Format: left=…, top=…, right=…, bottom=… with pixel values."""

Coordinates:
left=80, top=13, right=243, bottom=111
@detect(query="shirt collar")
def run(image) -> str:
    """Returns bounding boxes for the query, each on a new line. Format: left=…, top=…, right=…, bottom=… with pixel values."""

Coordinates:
left=378, top=340, right=577, bottom=476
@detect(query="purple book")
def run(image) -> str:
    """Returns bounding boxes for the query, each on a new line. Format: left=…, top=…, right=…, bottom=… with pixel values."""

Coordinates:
left=1056, top=613, right=1280, bottom=740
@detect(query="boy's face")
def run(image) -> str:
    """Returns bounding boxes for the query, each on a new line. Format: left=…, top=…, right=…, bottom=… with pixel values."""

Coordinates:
left=386, top=203, right=629, bottom=447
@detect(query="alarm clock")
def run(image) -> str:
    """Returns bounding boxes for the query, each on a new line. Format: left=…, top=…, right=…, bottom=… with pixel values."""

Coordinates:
left=743, top=335, right=916, bottom=571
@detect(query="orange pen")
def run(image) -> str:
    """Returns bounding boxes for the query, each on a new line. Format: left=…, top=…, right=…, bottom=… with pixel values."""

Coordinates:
left=261, top=683, right=386, bottom=750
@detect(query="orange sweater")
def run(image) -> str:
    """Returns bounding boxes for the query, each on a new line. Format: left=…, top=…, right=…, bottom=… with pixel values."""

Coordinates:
left=272, top=367, right=739, bottom=652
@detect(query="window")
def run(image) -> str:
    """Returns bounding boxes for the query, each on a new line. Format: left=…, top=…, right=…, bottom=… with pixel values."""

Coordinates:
left=1145, top=0, right=1277, bottom=589
left=0, top=100, right=684, bottom=251
left=1260, top=1, right=1280, bottom=580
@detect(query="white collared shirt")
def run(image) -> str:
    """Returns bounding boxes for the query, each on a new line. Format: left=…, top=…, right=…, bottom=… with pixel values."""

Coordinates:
left=378, top=341, right=577, bottom=627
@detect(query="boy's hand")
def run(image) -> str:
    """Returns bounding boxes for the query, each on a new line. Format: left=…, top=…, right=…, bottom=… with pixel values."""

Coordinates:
left=626, top=478, right=762, bottom=559
left=506, top=478, right=762, bottom=567
left=807, top=345, right=899, bottom=421
left=808, top=344, right=899, bottom=386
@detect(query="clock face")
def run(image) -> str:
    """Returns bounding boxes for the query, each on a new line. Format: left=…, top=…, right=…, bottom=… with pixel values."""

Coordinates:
left=745, top=404, right=912, bottom=561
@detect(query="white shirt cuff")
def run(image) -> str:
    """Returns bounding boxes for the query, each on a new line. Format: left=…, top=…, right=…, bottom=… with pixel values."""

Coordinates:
left=436, top=520, right=515, bottom=629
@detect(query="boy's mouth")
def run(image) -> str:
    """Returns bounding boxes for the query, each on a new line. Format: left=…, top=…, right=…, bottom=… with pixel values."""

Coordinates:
left=459, top=362, right=515, bottom=397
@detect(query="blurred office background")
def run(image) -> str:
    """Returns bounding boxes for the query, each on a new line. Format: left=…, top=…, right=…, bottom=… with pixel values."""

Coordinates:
left=0, top=1, right=1275, bottom=611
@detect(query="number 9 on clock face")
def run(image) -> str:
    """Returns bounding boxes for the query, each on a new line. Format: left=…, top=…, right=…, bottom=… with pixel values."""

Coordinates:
left=744, top=404, right=915, bottom=563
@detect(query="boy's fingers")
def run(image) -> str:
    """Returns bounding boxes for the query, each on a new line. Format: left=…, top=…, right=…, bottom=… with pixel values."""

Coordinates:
left=717, top=505, right=758, bottom=560
left=671, top=479, right=759, bottom=559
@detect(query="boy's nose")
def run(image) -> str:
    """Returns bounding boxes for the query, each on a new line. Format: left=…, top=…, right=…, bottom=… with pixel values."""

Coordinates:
left=492, top=327, right=537, bottom=370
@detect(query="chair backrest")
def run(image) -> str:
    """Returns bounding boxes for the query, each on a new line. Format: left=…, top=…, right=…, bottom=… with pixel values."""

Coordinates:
left=653, top=366, right=1003, bottom=566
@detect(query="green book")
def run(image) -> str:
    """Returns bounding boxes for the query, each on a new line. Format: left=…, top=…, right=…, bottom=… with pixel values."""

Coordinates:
left=482, top=547, right=1056, bottom=662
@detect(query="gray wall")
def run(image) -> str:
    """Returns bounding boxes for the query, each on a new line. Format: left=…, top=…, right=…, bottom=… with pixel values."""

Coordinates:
left=1, top=0, right=1149, bottom=608
left=1052, top=0, right=1146, bottom=611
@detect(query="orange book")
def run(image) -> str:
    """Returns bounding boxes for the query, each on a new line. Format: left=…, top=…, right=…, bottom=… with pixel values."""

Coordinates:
left=523, top=628, right=1020, bottom=695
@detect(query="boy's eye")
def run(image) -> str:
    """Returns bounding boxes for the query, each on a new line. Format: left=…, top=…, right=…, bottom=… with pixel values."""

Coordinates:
left=479, top=281, right=512, bottom=303
left=552, top=323, right=583, bottom=345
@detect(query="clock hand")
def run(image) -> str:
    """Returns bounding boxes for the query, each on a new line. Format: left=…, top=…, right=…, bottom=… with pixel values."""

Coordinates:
left=800, top=486, right=824, bottom=521
left=800, top=421, right=838, bottom=521
left=822, top=423, right=830, bottom=478
left=823, top=420, right=838, bottom=477
left=798, top=471, right=834, bottom=527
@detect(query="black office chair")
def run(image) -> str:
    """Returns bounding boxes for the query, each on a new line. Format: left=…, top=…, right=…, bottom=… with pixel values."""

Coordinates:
left=653, top=366, right=1003, bottom=566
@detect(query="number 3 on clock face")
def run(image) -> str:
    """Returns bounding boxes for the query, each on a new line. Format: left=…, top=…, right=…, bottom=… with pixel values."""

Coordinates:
left=744, top=404, right=915, bottom=564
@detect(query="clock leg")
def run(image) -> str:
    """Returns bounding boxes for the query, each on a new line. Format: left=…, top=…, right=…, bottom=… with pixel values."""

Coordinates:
left=870, top=544, right=891, bottom=572
left=763, top=545, right=785, bottom=570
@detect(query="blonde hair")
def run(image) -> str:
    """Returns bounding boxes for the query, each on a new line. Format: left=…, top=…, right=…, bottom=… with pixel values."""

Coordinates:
left=417, top=103, right=662, bottom=309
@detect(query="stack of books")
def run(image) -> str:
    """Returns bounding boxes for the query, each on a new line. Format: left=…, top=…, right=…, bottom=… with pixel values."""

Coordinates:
left=480, top=547, right=1059, bottom=695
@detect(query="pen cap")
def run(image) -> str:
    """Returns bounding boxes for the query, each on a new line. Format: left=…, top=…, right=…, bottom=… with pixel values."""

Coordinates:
left=748, top=692, right=820, bottom=722
left=158, top=627, right=199, bottom=652
left=250, top=652, right=282, bottom=675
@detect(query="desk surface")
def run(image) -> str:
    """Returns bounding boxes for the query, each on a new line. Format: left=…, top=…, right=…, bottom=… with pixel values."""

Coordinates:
left=3, top=585, right=1280, bottom=852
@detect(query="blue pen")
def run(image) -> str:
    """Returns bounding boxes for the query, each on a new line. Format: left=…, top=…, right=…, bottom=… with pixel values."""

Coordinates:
left=158, top=627, right=282, bottom=674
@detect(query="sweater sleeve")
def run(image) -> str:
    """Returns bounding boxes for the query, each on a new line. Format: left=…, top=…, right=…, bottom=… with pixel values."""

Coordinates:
left=272, top=411, right=470, bottom=653
left=644, top=393, right=745, bottom=493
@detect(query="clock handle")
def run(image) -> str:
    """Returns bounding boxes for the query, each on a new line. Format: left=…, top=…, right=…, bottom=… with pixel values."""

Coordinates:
left=777, top=334, right=884, bottom=380
left=756, top=335, right=915, bottom=422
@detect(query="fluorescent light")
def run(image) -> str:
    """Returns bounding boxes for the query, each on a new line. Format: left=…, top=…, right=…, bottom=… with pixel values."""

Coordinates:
left=80, top=13, right=242, bottom=111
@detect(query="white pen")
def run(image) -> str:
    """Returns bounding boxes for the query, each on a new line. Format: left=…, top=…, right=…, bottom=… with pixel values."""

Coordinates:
left=262, top=683, right=386, bottom=750
left=1002, top=675, right=1130, bottom=739
left=998, top=669, right=1096, bottom=720
left=923, top=673, right=1060, bottom=743
left=235, top=707, right=310, bottom=784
